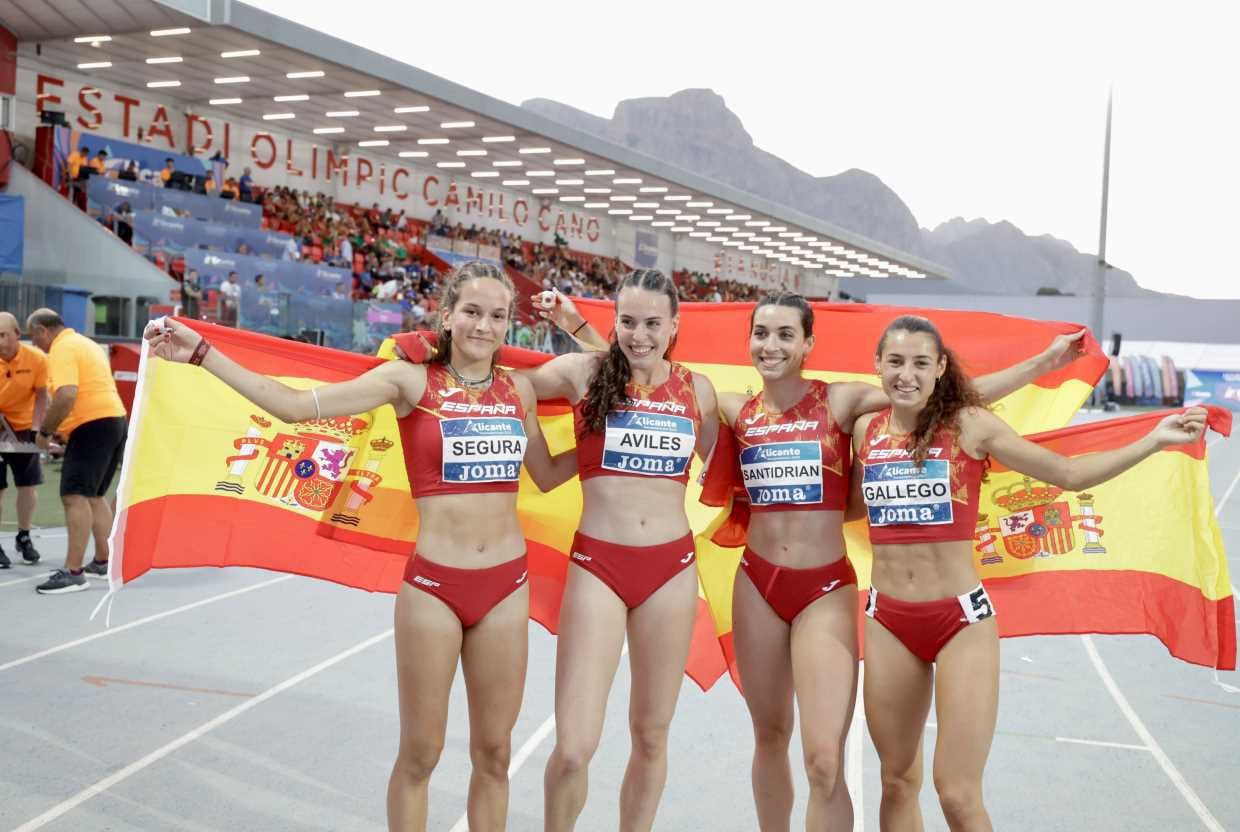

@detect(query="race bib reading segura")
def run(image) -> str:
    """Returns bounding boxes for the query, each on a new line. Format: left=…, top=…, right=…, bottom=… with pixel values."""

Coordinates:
left=440, top=417, right=527, bottom=483
left=741, top=441, right=823, bottom=506
left=602, top=410, right=694, bottom=477
left=862, top=458, right=953, bottom=526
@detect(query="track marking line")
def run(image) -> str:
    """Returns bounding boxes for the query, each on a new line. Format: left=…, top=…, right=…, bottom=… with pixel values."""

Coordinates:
left=1165, top=693, right=1240, bottom=711
left=12, top=628, right=393, bottom=832
left=0, top=571, right=54, bottom=589
left=447, top=641, right=629, bottom=832
left=848, top=665, right=865, bottom=832
left=1212, top=467, right=1240, bottom=600
left=1054, top=736, right=1149, bottom=751
left=1082, top=635, right=1224, bottom=831
left=0, top=575, right=293, bottom=673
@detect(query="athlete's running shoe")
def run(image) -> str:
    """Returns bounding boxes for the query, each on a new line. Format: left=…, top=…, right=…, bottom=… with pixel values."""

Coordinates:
left=0, top=544, right=9, bottom=569
left=16, top=537, right=40, bottom=564
left=36, top=570, right=87, bottom=594
left=82, top=560, right=109, bottom=579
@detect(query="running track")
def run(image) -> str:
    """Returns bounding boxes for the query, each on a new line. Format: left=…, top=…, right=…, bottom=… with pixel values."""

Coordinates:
left=1, top=414, right=1236, bottom=831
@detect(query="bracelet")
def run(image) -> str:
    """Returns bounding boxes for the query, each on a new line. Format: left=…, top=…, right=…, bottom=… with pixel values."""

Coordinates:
left=571, top=319, right=588, bottom=336
left=188, top=339, right=212, bottom=366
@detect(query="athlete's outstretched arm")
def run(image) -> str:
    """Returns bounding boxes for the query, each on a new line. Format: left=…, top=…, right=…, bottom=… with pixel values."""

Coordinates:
left=513, top=374, right=577, bottom=492
left=970, top=406, right=1207, bottom=492
left=828, top=329, right=1090, bottom=427
left=145, top=317, right=421, bottom=422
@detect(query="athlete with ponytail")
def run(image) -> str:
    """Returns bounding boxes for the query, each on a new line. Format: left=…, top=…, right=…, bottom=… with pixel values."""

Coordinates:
left=852, top=315, right=1205, bottom=831
left=147, top=262, right=576, bottom=832
left=694, top=293, right=1084, bottom=832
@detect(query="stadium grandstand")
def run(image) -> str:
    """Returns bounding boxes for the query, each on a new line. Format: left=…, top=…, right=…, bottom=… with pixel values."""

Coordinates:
left=0, top=0, right=945, bottom=353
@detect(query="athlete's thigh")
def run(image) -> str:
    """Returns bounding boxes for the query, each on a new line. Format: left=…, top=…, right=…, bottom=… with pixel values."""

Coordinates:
left=931, top=618, right=999, bottom=784
left=461, top=584, right=530, bottom=744
left=790, top=588, right=860, bottom=752
left=393, top=583, right=465, bottom=748
left=554, top=565, right=629, bottom=744
left=862, top=617, right=933, bottom=774
left=625, top=565, right=700, bottom=727
left=732, top=569, right=794, bottom=729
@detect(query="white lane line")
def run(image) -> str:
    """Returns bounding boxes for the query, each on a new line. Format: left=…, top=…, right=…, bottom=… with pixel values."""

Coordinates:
left=12, top=628, right=392, bottom=832
left=848, top=664, right=865, bottom=832
left=1055, top=736, right=1149, bottom=751
left=1082, top=635, right=1224, bottom=831
left=447, top=641, right=629, bottom=832
left=0, top=575, right=293, bottom=673
left=0, top=571, right=53, bottom=589
left=1215, top=466, right=1240, bottom=519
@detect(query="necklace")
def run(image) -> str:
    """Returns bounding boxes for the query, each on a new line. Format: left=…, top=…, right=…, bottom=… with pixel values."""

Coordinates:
left=446, top=362, right=493, bottom=387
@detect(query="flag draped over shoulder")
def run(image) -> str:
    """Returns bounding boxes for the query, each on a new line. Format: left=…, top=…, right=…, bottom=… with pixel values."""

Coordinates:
left=115, top=301, right=1182, bottom=692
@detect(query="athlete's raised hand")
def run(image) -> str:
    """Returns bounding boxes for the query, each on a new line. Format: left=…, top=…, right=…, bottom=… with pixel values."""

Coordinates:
left=143, top=317, right=202, bottom=363
left=1151, top=407, right=1208, bottom=448
left=532, top=288, right=582, bottom=331
left=1042, top=329, right=1089, bottom=372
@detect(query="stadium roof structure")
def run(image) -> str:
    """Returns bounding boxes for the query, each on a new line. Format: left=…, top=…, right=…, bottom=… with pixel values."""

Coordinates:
left=3, top=0, right=950, bottom=282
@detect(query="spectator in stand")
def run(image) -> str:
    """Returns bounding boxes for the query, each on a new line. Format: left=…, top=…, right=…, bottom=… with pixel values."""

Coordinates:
left=67, top=146, right=88, bottom=181
left=118, top=161, right=138, bottom=182
left=254, top=274, right=267, bottom=291
left=283, top=235, right=301, bottom=261
left=237, top=242, right=251, bottom=257
left=182, top=269, right=203, bottom=319
left=160, top=159, right=175, bottom=187
left=112, top=201, right=134, bottom=246
left=338, top=234, right=353, bottom=268
left=88, top=150, right=108, bottom=177
left=219, top=272, right=241, bottom=326
left=238, top=167, right=254, bottom=202
left=26, top=309, right=127, bottom=595
left=0, top=312, right=49, bottom=568
left=220, top=178, right=239, bottom=200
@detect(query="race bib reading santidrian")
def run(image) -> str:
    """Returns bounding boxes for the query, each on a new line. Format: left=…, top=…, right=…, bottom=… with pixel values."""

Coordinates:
left=741, top=441, right=823, bottom=506
left=440, top=417, right=527, bottom=483
left=862, top=458, right=953, bottom=526
left=602, top=410, right=694, bottom=477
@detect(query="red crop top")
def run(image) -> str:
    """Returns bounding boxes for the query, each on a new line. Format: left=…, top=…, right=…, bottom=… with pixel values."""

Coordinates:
left=859, top=409, right=985, bottom=544
left=734, top=380, right=851, bottom=512
left=574, top=362, right=700, bottom=486
left=399, top=363, right=528, bottom=498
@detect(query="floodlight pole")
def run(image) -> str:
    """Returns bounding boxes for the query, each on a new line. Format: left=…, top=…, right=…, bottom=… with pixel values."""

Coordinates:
left=1090, top=87, right=1114, bottom=346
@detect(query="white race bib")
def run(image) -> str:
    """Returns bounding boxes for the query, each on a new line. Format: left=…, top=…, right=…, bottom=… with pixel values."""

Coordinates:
left=601, top=410, right=694, bottom=477
left=440, top=417, right=527, bottom=483
left=862, top=458, right=953, bottom=527
left=740, top=441, right=823, bottom=506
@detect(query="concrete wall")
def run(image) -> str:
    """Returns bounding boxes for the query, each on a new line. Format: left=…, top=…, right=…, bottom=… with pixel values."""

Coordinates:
left=5, top=163, right=174, bottom=335
left=865, top=293, right=1240, bottom=345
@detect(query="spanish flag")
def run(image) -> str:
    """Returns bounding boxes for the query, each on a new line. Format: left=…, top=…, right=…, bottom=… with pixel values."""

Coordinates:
left=113, top=302, right=1176, bottom=691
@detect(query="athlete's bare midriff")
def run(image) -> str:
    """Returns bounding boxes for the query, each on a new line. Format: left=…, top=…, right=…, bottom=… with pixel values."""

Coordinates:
left=870, top=540, right=979, bottom=602
left=747, top=509, right=847, bottom=569
left=577, top=476, right=691, bottom=544
left=412, top=491, right=526, bottom=566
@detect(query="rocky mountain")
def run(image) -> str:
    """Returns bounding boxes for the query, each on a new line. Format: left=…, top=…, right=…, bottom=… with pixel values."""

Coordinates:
left=522, top=90, right=1152, bottom=297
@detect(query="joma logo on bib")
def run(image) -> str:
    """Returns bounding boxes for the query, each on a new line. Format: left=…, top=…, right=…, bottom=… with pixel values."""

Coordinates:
left=740, top=440, right=823, bottom=506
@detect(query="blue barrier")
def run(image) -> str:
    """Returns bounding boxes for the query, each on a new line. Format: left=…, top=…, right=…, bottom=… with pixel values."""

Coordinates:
left=1184, top=370, right=1240, bottom=412
left=132, top=211, right=293, bottom=259
left=182, top=248, right=347, bottom=296
left=88, top=177, right=262, bottom=227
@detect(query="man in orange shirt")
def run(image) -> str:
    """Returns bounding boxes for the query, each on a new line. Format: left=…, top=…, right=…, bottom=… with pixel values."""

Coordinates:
left=26, top=309, right=127, bottom=594
left=0, top=312, right=49, bottom=568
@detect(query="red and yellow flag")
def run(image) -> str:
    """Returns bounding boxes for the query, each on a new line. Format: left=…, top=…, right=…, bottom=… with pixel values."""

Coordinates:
left=113, top=302, right=1154, bottom=690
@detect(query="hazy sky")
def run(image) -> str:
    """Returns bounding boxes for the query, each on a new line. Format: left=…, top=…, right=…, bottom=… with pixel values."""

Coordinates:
left=252, top=0, right=1239, bottom=298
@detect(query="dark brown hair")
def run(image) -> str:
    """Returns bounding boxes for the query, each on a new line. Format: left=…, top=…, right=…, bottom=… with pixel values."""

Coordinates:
left=579, top=269, right=679, bottom=435
left=876, top=315, right=986, bottom=466
left=433, top=260, right=514, bottom=366
left=751, top=291, right=814, bottom=338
